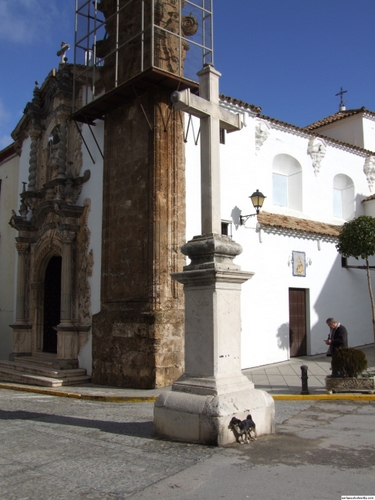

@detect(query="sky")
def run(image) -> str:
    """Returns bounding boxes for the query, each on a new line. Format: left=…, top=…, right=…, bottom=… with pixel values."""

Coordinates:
left=0, top=0, right=374, bottom=150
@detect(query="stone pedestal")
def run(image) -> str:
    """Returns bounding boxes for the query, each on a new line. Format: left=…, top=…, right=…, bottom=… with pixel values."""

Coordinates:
left=9, top=323, right=32, bottom=359
left=154, top=234, right=275, bottom=445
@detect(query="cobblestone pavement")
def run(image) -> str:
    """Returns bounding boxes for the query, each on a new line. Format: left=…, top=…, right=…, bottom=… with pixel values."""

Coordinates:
left=1, top=389, right=375, bottom=499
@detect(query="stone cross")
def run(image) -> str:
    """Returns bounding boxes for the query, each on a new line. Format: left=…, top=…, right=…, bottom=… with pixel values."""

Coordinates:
left=154, top=64, right=275, bottom=446
left=171, top=64, right=242, bottom=234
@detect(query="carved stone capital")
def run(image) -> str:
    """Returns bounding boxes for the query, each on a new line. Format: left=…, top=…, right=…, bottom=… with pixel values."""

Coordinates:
left=180, top=233, right=243, bottom=272
left=255, top=119, right=270, bottom=153
left=16, top=241, right=30, bottom=254
left=59, top=230, right=76, bottom=244
left=307, top=137, right=327, bottom=175
left=364, top=157, right=375, bottom=192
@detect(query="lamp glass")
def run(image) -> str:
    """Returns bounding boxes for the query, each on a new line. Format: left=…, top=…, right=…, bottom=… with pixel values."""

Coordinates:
left=250, top=189, right=266, bottom=211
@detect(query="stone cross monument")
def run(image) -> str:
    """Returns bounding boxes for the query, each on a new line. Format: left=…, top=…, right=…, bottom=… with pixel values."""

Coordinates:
left=154, top=65, right=275, bottom=446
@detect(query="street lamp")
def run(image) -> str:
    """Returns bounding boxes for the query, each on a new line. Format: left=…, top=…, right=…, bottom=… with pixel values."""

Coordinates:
left=239, top=189, right=266, bottom=225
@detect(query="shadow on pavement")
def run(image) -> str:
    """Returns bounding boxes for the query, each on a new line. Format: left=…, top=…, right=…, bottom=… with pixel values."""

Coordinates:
left=0, top=409, right=154, bottom=439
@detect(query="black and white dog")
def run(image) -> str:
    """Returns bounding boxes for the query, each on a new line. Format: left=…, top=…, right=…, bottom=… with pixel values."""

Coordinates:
left=228, top=414, right=257, bottom=444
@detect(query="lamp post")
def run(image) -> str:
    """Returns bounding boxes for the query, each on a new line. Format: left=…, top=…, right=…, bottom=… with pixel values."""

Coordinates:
left=240, top=189, right=266, bottom=225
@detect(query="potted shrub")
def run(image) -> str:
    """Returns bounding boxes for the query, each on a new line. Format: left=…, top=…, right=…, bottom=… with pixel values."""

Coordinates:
left=325, top=347, right=375, bottom=393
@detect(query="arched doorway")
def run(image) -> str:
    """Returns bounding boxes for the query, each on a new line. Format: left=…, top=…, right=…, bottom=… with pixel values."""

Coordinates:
left=43, top=256, right=62, bottom=353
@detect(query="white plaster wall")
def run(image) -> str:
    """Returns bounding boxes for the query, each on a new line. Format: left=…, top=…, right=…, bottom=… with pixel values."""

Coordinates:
left=0, top=151, right=20, bottom=359
left=76, top=120, right=104, bottom=375
left=185, top=111, right=375, bottom=369
left=0, top=138, right=30, bottom=359
left=364, top=199, right=375, bottom=217
left=312, top=115, right=365, bottom=150
left=362, top=115, right=375, bottom=152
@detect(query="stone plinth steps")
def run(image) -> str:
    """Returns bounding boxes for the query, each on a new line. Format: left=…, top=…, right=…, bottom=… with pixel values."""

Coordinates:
left=0, top=357, right=91, bottom=387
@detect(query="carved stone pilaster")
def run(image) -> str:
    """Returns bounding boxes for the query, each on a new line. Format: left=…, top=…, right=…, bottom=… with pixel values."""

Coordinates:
left=364, top=157, right=375, bottom=192
left=56, top=112, right=69, bottom=179
left=59, top=230, right=75, bottom=324
left=308, top=138, right=327, bottom=175
left=15, top=241, right=30, bottom=323
left=28, top=128, right=41, bottom=190
left=255, top=119, right=270, bottom=154
left=10, top=241, right=32, bottom=358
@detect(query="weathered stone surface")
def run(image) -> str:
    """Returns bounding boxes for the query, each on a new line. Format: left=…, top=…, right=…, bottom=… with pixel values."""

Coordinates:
left=92, top=87, right=186, bottom=389
left=9, top=65, right=92, bottom=365
left=325, top=375, right=375, bottom=392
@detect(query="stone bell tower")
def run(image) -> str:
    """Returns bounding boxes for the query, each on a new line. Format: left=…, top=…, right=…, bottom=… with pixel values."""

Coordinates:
left=72, top=0, right=213, bottom=388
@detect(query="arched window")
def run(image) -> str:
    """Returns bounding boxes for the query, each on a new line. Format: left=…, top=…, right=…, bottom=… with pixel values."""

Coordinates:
left=272, top=154, right=302, bottom=211
left=333, top=174, right=354, bottom=219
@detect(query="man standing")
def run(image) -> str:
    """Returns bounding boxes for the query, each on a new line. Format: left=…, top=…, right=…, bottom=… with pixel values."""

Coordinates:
left=324, top=318, right=348, bottom=356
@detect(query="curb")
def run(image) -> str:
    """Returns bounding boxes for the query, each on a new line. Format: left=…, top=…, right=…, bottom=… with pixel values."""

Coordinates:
left=273, top=393, right=375, bottom=401
left=0, top=383, right=158, bottom=403
left=1, top=383, right=375, bottom=402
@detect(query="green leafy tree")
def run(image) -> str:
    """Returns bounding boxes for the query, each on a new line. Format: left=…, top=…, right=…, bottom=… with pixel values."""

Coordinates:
left=336, top=216, right=375, bottom=348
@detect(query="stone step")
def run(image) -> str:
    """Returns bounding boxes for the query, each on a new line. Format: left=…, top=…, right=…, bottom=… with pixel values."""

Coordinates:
left=0, top=367, right=91, bottom=387
left=12, top=356, right=78, bottom=369
left=0, top=360, right=86, bottom=379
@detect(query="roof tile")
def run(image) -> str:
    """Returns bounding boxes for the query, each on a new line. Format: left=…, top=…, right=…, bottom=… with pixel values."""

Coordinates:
left=257, top=211, right=342, bottom=237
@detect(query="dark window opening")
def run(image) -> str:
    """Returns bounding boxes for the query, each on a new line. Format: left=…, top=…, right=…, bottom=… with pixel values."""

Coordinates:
left=221, top=220, right=232, bottom=237
left=220, top=128, right=225, bottom=144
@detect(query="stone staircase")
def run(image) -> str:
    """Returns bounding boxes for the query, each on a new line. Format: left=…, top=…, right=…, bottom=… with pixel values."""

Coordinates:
left=0, top=356, right=91, bottom=387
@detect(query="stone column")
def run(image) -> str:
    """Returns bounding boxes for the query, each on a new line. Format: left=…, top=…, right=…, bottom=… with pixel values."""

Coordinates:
left=10, top=242, right=32, bottom=358
left=60, top=230, right=75, bottom=324
left=55, top=230, right=79, bottom=364
left=28, top=128, right=40, bottom=191
left=15, top=242, right=29, bottom=322
left=56, top=111, right=69, bottom=180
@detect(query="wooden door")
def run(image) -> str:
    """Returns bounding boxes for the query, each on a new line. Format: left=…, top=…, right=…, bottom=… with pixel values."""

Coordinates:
left=289, top=288, right=307, bottom=357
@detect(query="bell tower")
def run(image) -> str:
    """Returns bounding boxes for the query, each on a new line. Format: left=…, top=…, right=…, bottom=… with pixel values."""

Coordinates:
left=72, top=0, right=213, bottom=388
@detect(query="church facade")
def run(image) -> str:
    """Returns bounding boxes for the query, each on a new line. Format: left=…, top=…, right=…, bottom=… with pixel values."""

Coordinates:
left=186, top=103, right=375, bottom=369
left=1, top=1, right=375, bottom=388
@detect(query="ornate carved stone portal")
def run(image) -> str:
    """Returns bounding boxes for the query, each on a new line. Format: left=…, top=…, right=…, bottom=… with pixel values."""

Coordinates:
left=9, top=65, right=92, bottom=368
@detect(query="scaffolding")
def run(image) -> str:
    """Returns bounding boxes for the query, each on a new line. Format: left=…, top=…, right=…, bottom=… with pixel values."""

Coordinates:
left=73, top=0, right=213, bottom=122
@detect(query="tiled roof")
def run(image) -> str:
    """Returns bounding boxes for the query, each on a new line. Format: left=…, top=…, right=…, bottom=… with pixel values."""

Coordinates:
left=303, top=107, right=375, bottom=131
left=219, top=94, right=262, bottom=113
left=255, top=113, right=373, bottom=156
left=257, top=211, right=342, bottom=237
left=362, top=194, right=375, bottom=202
left=219, top=93, right=375, bottom=156
left=0, top=142, right=16, bottom=162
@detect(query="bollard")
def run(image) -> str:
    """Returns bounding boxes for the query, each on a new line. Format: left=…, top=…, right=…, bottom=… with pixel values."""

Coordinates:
left=300, top=365, right=309, bottom=395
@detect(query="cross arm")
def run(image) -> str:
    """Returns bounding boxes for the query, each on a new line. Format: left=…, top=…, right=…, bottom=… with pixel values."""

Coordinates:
left=171, top=89, right=242, bottom=133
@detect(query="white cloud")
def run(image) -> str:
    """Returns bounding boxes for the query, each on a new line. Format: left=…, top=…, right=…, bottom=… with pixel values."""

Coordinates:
left=0, top=0, right=68, bottom=44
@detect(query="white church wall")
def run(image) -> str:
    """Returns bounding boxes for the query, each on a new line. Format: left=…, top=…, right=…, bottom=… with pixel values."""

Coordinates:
left=362, top=115, right=375, bottom=153
left=0, top=138, right=31, bottom=359
left=363, top=198, right=375, bottom=217
left=0, top=150, right=20, bottom=359
left=76, top=120, right=104, bottom=375
left=185, top=110, right=374, bottom=370
left=312, top=114, right=365, bottom=150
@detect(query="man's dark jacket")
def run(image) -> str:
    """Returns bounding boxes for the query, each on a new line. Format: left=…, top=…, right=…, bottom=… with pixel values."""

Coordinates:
left=331, top=324, right=348, bottom=356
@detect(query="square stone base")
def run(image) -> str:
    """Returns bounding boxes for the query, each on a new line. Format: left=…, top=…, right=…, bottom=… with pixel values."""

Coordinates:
left=153, top=387, right=275, bottom=446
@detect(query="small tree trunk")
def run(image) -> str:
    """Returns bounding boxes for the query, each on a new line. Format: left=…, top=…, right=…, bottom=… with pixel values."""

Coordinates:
left=365, top=258, right=375, bottom=362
